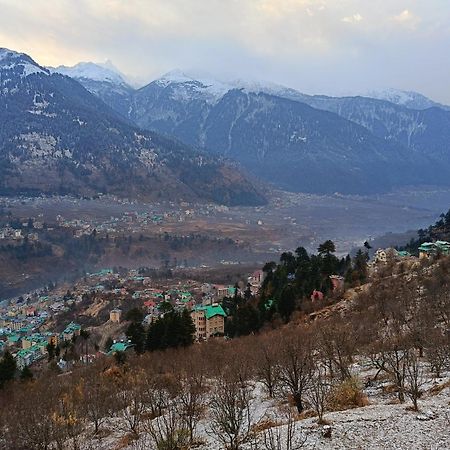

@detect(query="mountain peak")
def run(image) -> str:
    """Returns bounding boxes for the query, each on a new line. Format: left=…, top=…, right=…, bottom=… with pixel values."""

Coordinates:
left=0, top=47, right=48, bottom=77
left=365, top=88, right=448, bottom=110
left=51, top=61, right=128, bottom=85
left=154, top=70, right=231, bottom=103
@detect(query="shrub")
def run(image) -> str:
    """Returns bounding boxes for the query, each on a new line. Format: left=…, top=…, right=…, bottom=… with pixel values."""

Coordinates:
left=328, top=377, right=369, bottom=411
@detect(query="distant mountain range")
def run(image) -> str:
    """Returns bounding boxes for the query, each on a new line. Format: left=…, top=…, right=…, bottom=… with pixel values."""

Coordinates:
left=53, top=63, right=450, bottom=195
left=3, top=49, right=450, bottom=198
left=0, top=49, right=266, bottom=205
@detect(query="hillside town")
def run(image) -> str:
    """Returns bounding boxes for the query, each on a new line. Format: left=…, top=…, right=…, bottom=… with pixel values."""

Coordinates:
left=0, top=261, right=270, bottom=370
left=1, top=237, right=449, bottom=373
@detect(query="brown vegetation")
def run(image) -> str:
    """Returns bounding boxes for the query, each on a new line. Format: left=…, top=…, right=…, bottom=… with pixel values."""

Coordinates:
left=0, top=256, right=449, bottom=449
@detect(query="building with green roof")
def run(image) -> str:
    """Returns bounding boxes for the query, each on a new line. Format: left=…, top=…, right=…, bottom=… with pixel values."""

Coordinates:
left=419, top=241, right=450, bottom=259
left=191, top=304, right=226, bottom=341
left=61, top=322, right=81, bottom=341
left=108, top=341, right=134, bottom=355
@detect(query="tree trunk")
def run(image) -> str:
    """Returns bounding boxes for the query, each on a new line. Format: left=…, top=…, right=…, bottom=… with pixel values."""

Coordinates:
left=293, top=392, right=303, bottom=414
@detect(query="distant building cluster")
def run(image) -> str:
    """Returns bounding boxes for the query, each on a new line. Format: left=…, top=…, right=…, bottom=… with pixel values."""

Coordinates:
left=418, top=241, right=450, bottom=259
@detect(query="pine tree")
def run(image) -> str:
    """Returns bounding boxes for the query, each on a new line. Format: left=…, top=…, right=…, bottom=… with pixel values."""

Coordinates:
left=46, top=342, right=56, bottom=361
left=126, top=322, right=146, bottom=354
left=20, top=365, right=33, bottom=382
left=278, top=285, right=297, bottom=322
left=0, top=351, right=17, bottom=388
left=180, top=309, right=196, bottom=346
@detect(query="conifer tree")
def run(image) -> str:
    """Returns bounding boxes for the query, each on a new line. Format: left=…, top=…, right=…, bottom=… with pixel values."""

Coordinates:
left=0, top=351, right=17, bottom=388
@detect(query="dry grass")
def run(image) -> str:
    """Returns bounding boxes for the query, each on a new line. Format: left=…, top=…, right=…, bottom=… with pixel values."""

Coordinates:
left=382, top=383, right=400, bottom=395
left=297, top=409, right=317, bottom=420
left=252, top=419, right=282, bottom=433
left=428, top=379, right=450, bottom=396
left=328, top=377, right=369, bottom=411
left=114, top=432, right=139, bottom=450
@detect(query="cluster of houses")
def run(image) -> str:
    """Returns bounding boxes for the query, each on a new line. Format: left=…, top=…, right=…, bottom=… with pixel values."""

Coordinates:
left=107, top=282, right=241, bottom=341
left=0, top=225, right=42, bottom=242
left=0, top=320, right=81, bottom=369
left=418, top=241, right=450, bottom=258
left=371, top=241, right=450, bottom=266
left=53, top=201, right=235, bottom=237
left=0, top=264, right=258, bottom=367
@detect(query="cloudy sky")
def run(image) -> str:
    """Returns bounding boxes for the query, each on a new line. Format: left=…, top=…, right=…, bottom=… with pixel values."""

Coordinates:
left=1, top=0, right=449, bottom=102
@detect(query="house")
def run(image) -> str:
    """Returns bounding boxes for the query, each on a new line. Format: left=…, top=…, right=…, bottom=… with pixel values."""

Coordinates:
left=15, top=343, right=46, bottom=369
left=419, top=241, right=450, bottom=259
left=330, top=275, right=344, bottom=291
left=191, top=304, right=226, bottom=341
left=311, top=290, right=324, bottom=301
left=214, top=285, right=229, bottom=300
left=108, top=340, right=134, bottom=355
left=61, top=322, right=81, bottom=341
left=109, top=309, right=122, bottom=323
left=249, top=270, right=265, bottom=286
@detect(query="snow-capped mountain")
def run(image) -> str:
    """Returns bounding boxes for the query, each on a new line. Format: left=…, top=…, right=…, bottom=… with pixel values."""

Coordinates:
left=155, top=70, right=231, bottom=104
left=127, top=78, right=432, bottom=194
left=0, top=48, right=49, bottom=79
left=51, top=61, right=128, bottom=85
left=123, top=72, right=450, bottom=194
left=365, top=88, right=450, bottom=111
left=0, top=49, right=266, bottom=205
left=39, top=59, right=450, bottom=195
left=49, top=61, right=134, bottom=116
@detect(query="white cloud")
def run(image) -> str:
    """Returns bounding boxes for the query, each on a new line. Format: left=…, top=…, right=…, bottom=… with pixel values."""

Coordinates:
left=342, top=13, right=363, bottom=24
left=0, top=0, right=448, bottom=103
left=390, top=9, right=421, bottom=29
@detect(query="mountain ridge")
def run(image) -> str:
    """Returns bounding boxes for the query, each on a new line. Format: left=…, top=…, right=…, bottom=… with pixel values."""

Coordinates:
left=0, top=48, right=266, bottom=206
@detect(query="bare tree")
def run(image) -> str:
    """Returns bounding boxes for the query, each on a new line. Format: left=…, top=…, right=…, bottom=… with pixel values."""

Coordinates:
left=3, top=379, right=58, bottom=450
left=52, top=381, right=86, bottom=450
left=143, top=396, right=190, bottom=450
left=256, top=334, right=281, bottom=398
left=404, top=351, right=427, bottom=412
left=306, top=365, right=332, bottom=424
left=116, top=372, right=147, bottom=436
left=278, top=328, right=313, bottom=413
left=80, top=365, right=115, bottom=434
left=178, top=371, right=208, bottom=444
left=209, top=376, right=256, bottom=450
left=316, top=320, right=355, bottom=381
left=261, top=406, right=307, bottom=450
left=425, top=330, right=450, bottom=378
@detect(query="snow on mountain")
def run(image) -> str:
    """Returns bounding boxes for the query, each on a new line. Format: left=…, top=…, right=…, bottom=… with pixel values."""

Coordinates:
left=51, top=61, right=128, bottom=85
left=0, top=48, right=48, bottom=77
left=156, top=69, right=231, bottom=103
left=365, top=88, right=449, bottom=110
left=152, top=70, right=315, bottom=106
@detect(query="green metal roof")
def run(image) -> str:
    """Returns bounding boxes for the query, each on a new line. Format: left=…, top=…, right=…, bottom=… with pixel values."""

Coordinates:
left=194, top=304, right=227, bottom=320
left=109, top=342, right=133, bottom=354
left=63, top=322, right=81, bottom=334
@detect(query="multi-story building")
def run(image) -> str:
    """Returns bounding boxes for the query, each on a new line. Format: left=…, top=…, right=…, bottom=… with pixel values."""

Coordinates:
left=109, top=309, right=122, bottom=323
left=419, top=241, right=450, bottom=259
left=191, top=304, right=226, bottom=341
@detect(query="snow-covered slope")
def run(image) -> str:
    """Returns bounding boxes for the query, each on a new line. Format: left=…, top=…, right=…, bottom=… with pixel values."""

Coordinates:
left=0, top=48, right=49, bottom=78
left=155, top=69, right=232, bottom=104
left=51, top=61, right=128, bottom=85
left=366, top=88, right=450, bottom=111
left=50, top=61, right=134, bottom=115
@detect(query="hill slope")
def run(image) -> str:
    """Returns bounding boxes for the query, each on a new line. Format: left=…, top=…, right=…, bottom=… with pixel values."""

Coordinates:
left=54, top=65, right=450, bottom=195
left=0, top=49, right=265, bottom=206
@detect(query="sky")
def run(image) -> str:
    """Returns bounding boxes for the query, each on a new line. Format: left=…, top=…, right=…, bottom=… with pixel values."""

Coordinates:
left=0, top=0, right=449, bottom=102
